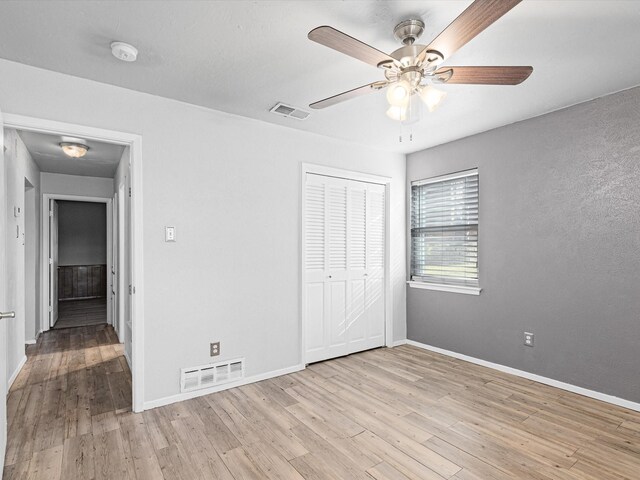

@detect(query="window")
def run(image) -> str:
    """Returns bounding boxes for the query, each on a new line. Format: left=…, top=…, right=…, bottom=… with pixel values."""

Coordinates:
left=410, top=169, right=479, bottom=292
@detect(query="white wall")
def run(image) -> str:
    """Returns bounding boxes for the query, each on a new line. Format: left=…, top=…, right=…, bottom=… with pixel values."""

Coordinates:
left=57, top=201, right=107, bottom=265
left=41, top=172, right=114, bottom=198
left=0, top=59, right=406, bottom=405
left=24, top=183, right=38, bottom=342
left=3, top=128, right=41, bottom=383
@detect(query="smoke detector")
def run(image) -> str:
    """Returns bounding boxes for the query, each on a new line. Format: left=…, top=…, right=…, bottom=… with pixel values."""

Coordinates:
left=111, top=41, right=138, bottom=62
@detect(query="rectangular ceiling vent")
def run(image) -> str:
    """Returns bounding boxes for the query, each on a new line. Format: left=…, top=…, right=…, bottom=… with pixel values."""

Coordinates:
left=180, top=358, right=244, bottom=393
left=269, top=102, right=311, bottom=121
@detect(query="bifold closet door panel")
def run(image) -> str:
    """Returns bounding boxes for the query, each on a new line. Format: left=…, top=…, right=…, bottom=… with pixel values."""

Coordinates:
left=365, top=185, right=386, bottom=346
left=304, top=173, right=386, bottom=363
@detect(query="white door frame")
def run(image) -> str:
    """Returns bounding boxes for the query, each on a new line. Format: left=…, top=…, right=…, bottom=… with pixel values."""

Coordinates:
left=4, top=113, right=145, bottom=413
left=111, top=191, right=119, bottom=338
left=42, top=194, right=112, bottom=329
left=300, top=163, right=393, bottom=365
left=117, top=183, right=126, bottom=345
left=0, top=107, right=8, bottom=474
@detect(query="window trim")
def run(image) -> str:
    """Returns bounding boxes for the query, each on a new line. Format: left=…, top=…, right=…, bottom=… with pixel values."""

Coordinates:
left=410, top=168, right=480, bottom=294
left=407, top=280, right=481, bottom=295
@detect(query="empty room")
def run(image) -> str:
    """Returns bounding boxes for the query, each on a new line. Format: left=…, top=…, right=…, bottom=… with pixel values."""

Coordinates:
left=0, top=1, right=639, bottom=479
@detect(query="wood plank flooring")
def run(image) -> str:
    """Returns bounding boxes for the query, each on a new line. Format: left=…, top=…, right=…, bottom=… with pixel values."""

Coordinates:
left=54, top=298, right=107, bottom=329
left=4, top=328, right=640, bottom=479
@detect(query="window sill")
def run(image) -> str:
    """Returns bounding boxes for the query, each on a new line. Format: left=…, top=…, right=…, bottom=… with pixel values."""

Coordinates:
left=407, top=281, right=481, bottom=296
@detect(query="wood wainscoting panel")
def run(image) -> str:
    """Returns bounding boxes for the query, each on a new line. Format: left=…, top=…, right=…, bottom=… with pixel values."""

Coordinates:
left=58, top=264, right=107, bottom=300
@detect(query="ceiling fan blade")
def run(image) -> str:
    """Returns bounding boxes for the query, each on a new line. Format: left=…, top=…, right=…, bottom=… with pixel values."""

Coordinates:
left=308, top=26, right=398, bottom=68
left=434, top=66, right=532, bottom=85
left=309, top=81, right=387, bottom=109
left=417, top=0, right=522, bottom=63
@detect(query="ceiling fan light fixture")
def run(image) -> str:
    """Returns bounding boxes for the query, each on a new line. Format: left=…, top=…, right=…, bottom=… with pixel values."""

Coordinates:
left=386, top=105, right=408, bottom=122
left=386, top=80, right=411, bottom=107
left=59, top=142, right=89, bottom=158
left=419, top=85, right=447, bottom=112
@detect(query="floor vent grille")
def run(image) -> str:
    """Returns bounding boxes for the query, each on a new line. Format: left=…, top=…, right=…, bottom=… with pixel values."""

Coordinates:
left=269, top=102, right=311, bottom=120
left=180, top=358, right=244, bottom=392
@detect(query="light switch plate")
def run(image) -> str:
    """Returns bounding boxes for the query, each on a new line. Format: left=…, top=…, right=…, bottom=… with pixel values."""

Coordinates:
left=165, top=226, right=176, bottom=242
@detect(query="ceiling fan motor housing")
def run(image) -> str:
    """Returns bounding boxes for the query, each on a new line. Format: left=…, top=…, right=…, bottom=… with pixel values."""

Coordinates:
left=393, top=19, right=425, bottom=45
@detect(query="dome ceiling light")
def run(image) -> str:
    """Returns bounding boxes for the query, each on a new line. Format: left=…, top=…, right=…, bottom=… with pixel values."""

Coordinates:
left=59, top=142, right=89, bottom=158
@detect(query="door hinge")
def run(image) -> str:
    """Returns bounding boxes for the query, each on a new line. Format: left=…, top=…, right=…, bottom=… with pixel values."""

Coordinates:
left=49, top=210, right=53, bottom=217
left=129, top=187, right=132, bottom=198
left=49, top=258, right=53, bottom=265
left=48, top=306, right=52, bottom=312
left=129, top=285, right=132, bottom=295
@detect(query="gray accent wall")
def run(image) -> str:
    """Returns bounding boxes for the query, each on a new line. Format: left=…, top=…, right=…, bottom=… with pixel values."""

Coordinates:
left=57, top=201, right=107, bottom=266
left=407, top=86, right=640, bottom=403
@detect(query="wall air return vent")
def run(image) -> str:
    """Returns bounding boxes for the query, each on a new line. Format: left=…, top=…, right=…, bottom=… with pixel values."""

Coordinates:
left=269, top=102, right=311, bottom=120
left=180, top=358, right=244, bottom=393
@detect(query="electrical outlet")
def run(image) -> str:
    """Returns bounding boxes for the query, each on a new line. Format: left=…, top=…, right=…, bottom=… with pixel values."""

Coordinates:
left=210, top=342, right=220, bottom=356
left=524, top=332, right=534, bottom=347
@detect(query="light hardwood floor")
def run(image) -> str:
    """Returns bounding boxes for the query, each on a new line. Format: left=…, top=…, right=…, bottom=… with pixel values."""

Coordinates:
left=4, top=326, right=640, bottom=479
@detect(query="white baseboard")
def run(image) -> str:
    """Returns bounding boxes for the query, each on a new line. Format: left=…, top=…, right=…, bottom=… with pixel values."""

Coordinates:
left=402, top=340, right=640, bottom=413
left=392, top=339, right=408, bottom=347
left=25, top=330, right=42, bottom=345
left=7, top=355, right=28, bottom=390
left=143, top=363, right=306, bottom=411
left=123, top=349, right=132, bottom=370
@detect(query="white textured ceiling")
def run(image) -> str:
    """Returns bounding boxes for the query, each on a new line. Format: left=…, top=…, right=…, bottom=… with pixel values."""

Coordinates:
left=1, top=1, right=640, bottom=154
left=18, top=130, right=124, bottom=178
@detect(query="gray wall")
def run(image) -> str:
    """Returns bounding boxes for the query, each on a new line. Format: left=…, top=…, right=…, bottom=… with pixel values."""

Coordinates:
left=407, top=86, right=640, bottom=403
left=57, top=201, right=106, bottom=266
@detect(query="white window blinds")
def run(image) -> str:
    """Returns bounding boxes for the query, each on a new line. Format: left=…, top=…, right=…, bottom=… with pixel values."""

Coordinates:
left=411, top=169, right=478, bottom=286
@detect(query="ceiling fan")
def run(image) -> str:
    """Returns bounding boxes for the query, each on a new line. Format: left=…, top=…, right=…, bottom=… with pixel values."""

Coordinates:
left=307, top=0, right=532, bottom=121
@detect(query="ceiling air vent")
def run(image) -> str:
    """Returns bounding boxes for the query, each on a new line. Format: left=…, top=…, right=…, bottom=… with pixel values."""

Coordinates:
left=269, top=102, right=311, bottom=121
left=180, top=358, right=245, bottom=393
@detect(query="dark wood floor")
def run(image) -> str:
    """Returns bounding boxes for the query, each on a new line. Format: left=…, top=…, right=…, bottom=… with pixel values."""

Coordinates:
left=4, top=328, right=640, bottom=479
left=54, top=298, right=107, bottom=329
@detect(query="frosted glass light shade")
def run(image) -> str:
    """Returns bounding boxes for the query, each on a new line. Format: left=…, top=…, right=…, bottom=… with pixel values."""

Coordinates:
left=386, top=105, right=408, bottom=121
left=419, top=85, right=447, bottom=112
left=59, top=142, right=89, bottom=158
left=386, top=80, right=411, bottom=107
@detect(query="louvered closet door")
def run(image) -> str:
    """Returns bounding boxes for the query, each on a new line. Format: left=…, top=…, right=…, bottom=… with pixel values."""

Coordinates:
left=304, top=173, right=386, bottom=364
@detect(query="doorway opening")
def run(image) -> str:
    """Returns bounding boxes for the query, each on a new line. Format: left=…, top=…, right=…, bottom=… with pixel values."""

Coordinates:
left=3, top=113, right=144, bottom=413
left=51, top=200, right=108, bottom=329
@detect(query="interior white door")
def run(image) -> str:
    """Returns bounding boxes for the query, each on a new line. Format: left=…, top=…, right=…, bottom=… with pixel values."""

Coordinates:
left=111, top=193, right=118, bottom=335
left=0, top=105, right=9, bottom=473
left=118, top=184, right=126, bottom=344
left=304, top=173, right=386, bottom=364
left=49, top=199, right=58, bottom=327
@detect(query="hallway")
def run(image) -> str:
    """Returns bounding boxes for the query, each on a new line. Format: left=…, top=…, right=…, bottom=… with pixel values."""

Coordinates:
left=3, top=324, right=131, bottom=479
